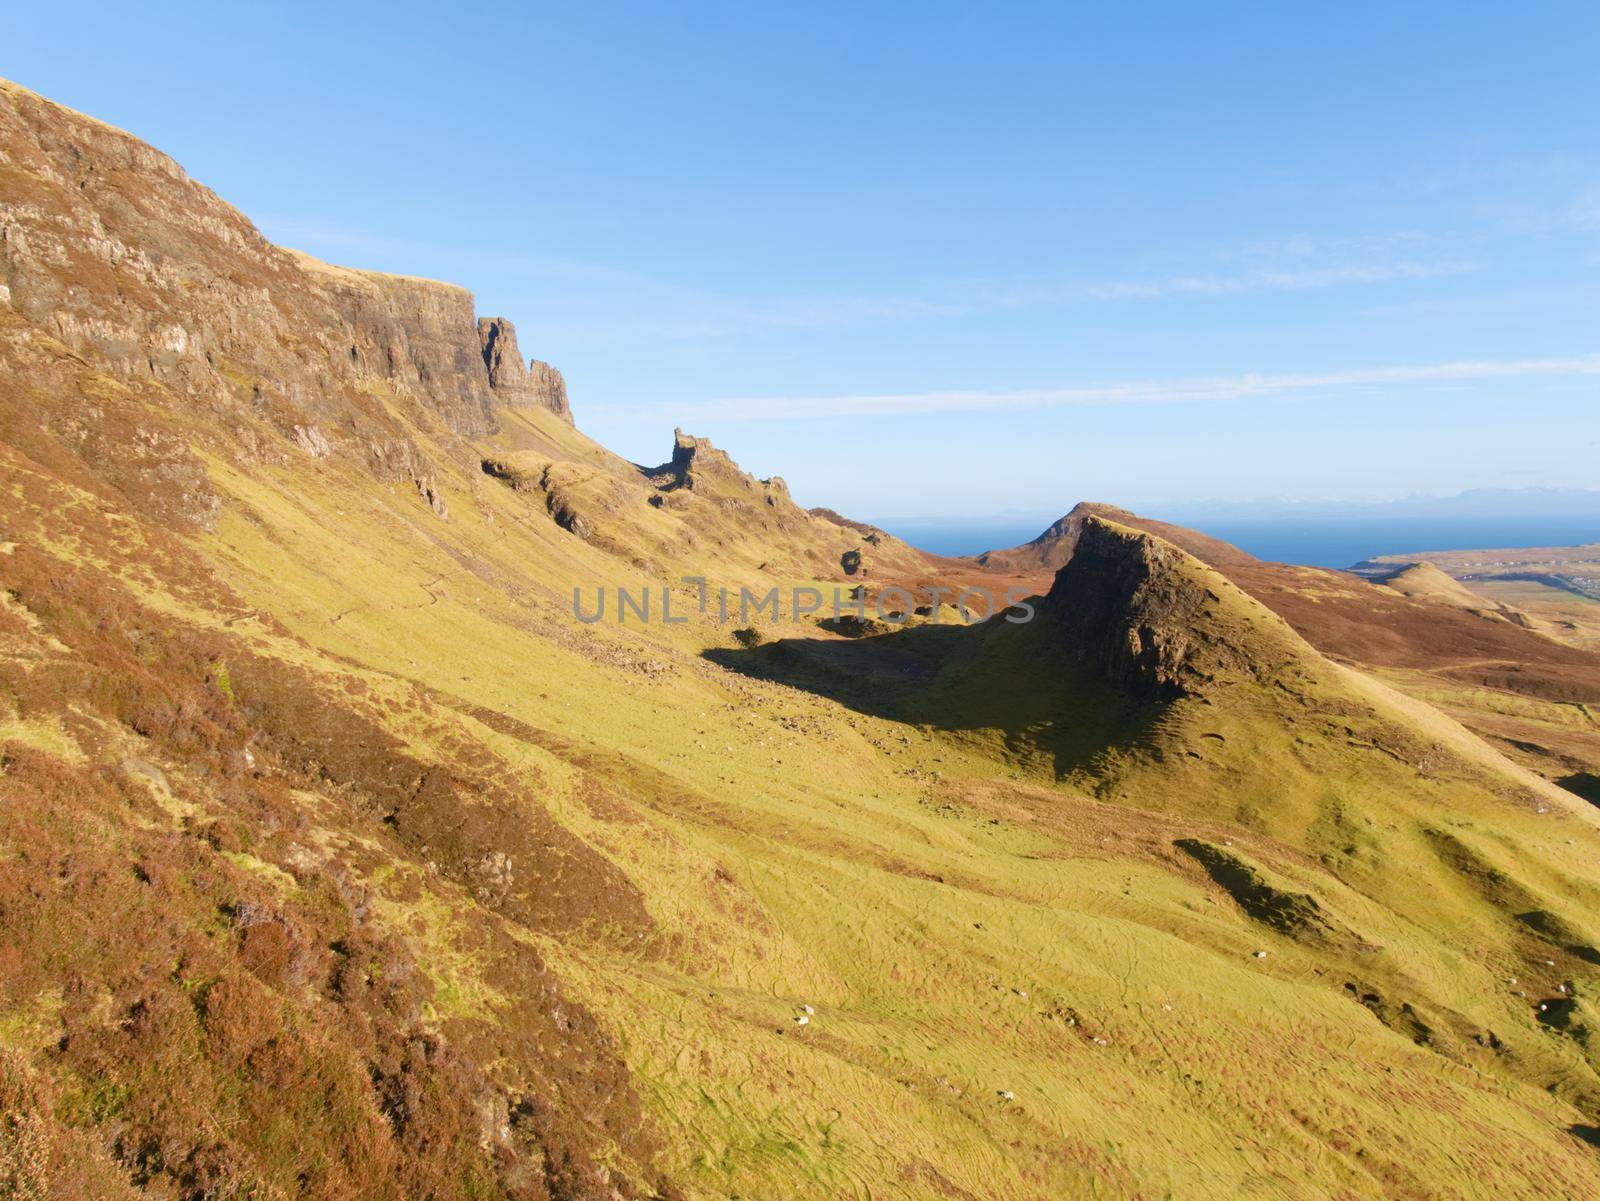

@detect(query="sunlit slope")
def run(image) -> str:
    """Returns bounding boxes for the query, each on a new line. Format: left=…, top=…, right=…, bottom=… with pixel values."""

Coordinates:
left=1214, top=552, right=1600, bottom=810
left=5, top=73, right=1600, bottom=1200
left=1379, top=561, right=1518, bottom=612
left=189, top=441, right=1600, bottom=1196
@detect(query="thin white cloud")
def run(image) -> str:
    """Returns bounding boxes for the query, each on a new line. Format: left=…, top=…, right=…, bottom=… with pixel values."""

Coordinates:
left=596, top=257, right=1476, bottom=340
left=648, top=353, right=1600, bottom=422
left=1074, top=260, right=1472, bottom=300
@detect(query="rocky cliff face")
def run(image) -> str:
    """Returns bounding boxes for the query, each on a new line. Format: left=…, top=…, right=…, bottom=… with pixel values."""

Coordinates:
left=0, top=80, right=573, bottom=515
left=1046, top=517, right=1310, bottom=702
left=477, top=317, right=572, bottom=422
left=300, top=256, right=499, bottom=438
left=527, top=358, right=571, bottom=422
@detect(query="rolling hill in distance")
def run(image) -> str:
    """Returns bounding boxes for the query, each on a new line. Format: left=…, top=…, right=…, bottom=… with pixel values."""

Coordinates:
left=5, top=77, right=1600, bottom=1201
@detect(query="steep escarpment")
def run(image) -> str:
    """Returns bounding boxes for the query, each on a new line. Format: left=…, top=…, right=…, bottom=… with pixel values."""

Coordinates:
left=294, top=253, right=502, bottom=437
left=981, top=500, right=1600, bottom=802
left=1044, top=516, right=1313, bottom=702
left=1, top=78, right=680, bottom=1199
left=0, top=79, right=574, bottom=514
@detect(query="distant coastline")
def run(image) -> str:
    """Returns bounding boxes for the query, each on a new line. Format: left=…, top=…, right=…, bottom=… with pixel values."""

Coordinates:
left=888, top=514, right=1600, bottom=570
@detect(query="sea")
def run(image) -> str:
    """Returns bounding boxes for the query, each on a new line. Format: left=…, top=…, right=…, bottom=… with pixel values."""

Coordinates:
left=884, top=516, right=1600, bottom=570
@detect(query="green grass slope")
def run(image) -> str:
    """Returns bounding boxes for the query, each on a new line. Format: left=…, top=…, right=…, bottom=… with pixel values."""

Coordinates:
left=3, top=78, right=1600, bottom=1201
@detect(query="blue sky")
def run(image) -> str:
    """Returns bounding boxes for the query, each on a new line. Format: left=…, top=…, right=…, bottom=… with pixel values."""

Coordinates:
left=8, top=2, right=1600, bottom=526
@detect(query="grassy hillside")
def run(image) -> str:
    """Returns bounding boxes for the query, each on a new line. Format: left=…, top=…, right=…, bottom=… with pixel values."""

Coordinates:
left=4, top=77, right=1600, bottom=1200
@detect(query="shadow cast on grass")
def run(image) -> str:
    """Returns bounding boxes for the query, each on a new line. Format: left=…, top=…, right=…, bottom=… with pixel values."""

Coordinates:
left=702, top=609, right=1160, bottom=777
left=1559, top=773, right=1600, bottom=808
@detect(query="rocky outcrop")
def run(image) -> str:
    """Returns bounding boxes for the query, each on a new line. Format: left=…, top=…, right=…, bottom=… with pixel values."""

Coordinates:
left=649, top=429, right=790, bottom=503
left=527, top=358, right=571, bottom=422
left=625, top=429, right=934, bottom=578
left=476, top=317, right=572, bottom=422
left=1046, top=517, right=1311, bottom=702
left=650, top=429, right=716, bottom=491
left=477, top=316, right=525, bottom=391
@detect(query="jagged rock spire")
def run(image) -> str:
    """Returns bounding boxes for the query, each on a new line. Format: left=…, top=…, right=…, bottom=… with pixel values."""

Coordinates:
left=477, top=316, right=572, bottom=423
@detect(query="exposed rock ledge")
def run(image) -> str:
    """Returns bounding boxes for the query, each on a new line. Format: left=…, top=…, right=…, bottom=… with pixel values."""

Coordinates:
left=477, top=317, right=572, bottom=423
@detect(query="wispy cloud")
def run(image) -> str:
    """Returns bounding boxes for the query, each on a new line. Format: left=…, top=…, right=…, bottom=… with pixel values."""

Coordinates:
left=728, top=257, right=1476, bottom=330
left=647, top=353, right=1600, bottom=422
left=1072, top=260, right=1472, bottom=301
